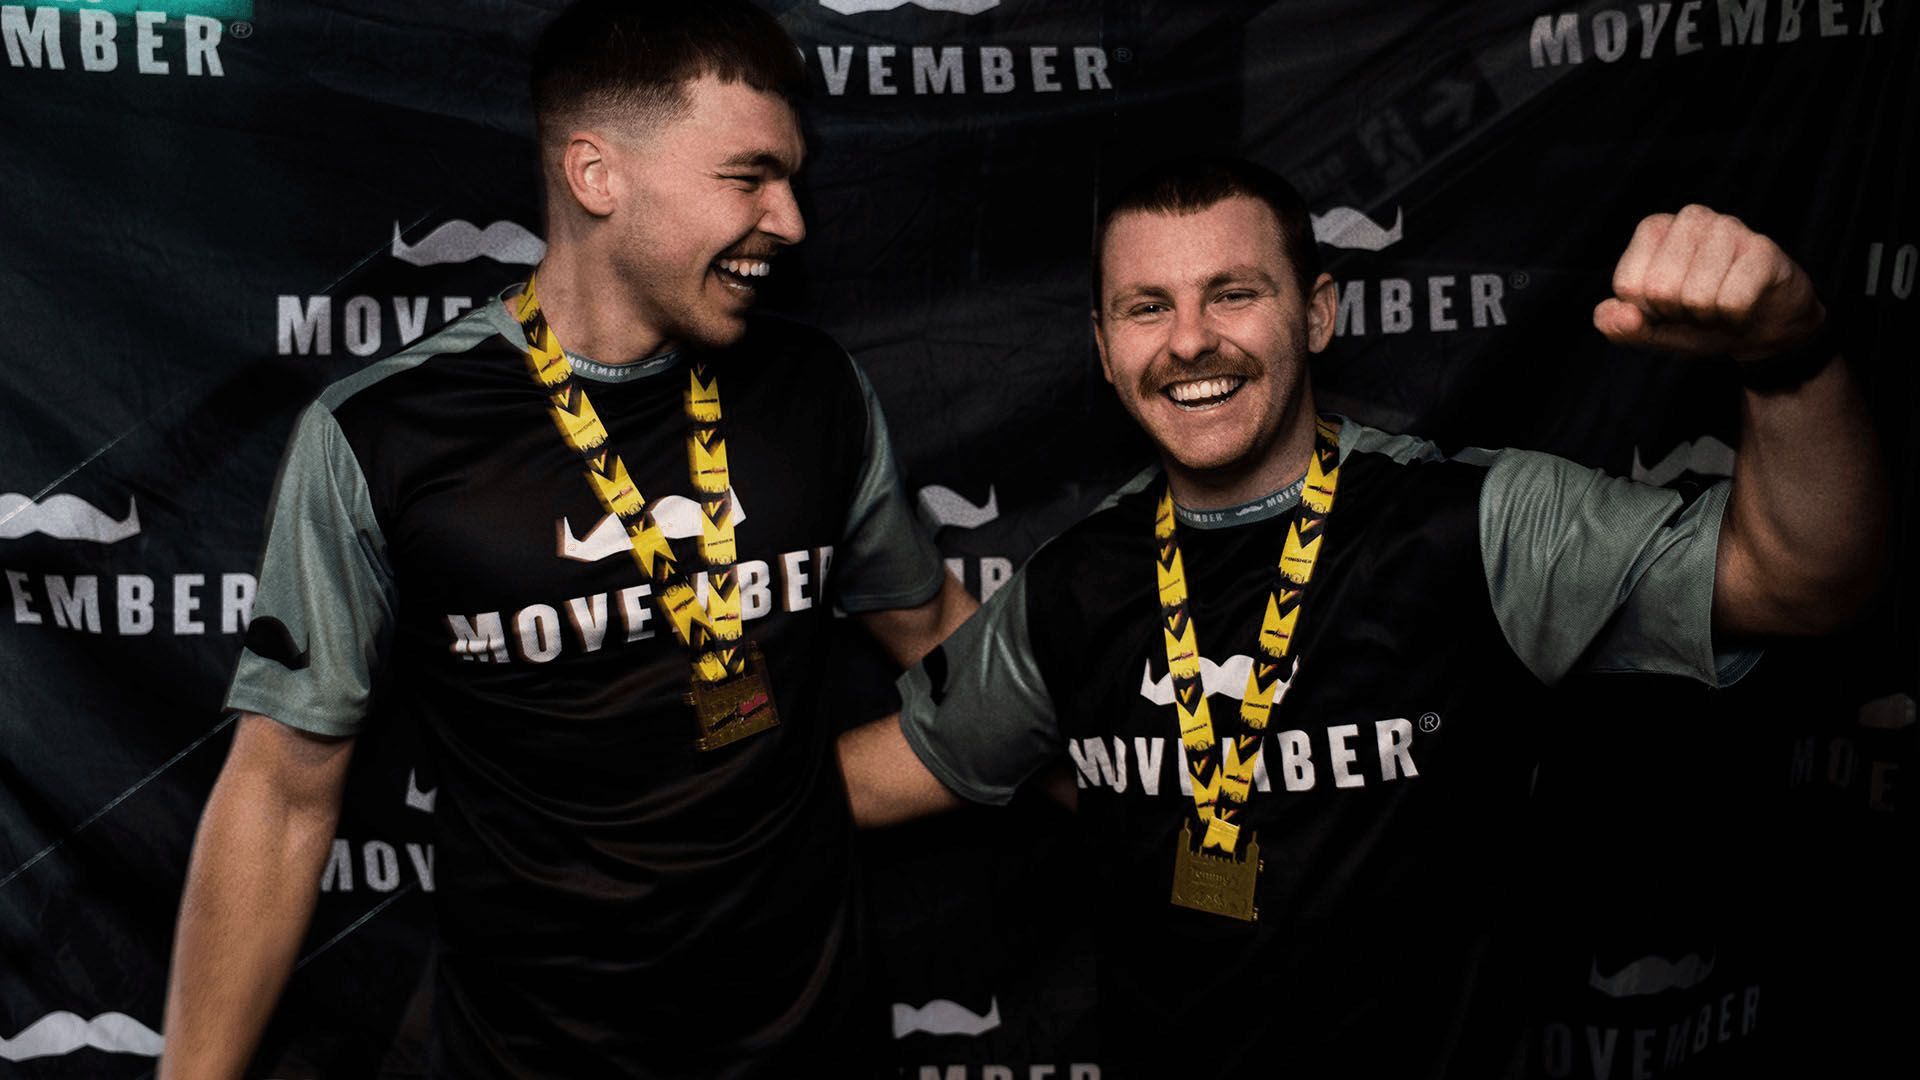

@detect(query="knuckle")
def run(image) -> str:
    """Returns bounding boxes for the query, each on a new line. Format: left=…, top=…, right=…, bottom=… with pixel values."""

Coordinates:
left=1681, top=290, right=1721, bottom=322
left=1643, top=262, right=1682, bottom=294
left=1736, top=230, right=1778, bottom=260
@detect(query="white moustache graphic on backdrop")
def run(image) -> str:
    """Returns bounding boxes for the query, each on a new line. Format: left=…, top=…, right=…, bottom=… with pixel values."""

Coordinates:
left=1859, top=692, right=1918, bottom=731
left=0, top=493, right=140, bottom=544
left=390, top=220, right=546, bottom=267
left=0, top=1011, right=161, bottom=1062
left=1589, top=953, right=1716, bottom=998
left=1310, top=206, right=1404, bottom=251
left=1139, top=654, right=1299, bottom=706
left=1631, top=437, right=1736, bottom=486
left=558, top=490, right=747, bottom=563
left=406, top=769, right=438, bottom=813
left=821, top=0, right=1002, bottom=14
left=918, top=485, right=998, bottom=530
left=891, top=996, right=1002, bottom=1038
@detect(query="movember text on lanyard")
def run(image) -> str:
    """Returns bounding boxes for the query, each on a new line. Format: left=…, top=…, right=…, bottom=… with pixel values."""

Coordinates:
left=512, top=276, right=779, bottom=751
left=1157, top=415, right=1340, bottom=921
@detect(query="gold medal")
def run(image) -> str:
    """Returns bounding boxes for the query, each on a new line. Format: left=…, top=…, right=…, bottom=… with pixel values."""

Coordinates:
left=1170, top=821, right=1261, bottom=922
left=1154, top=416, right=1342, bottom=920
left=687, top=644, right=781, bottom=751
left=513, top=275, right=779, bottom=752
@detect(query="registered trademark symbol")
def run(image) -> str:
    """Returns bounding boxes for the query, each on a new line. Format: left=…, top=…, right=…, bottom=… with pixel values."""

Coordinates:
left=1114, top=47, right=1134, bottom=63
left=1509, top=271, right=1530, bottom=290
left=230, top=21, right=253, bottom=39
left=1418, top=712, right=1442, bottom=733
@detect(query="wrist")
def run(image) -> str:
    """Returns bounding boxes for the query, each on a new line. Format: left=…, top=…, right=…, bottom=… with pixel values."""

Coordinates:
left=1736, top=317, right=1841, bottom=392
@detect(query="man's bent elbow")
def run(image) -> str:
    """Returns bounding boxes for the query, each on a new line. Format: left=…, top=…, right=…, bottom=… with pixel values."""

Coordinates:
left=1719, top=555, right=1884, bottom=638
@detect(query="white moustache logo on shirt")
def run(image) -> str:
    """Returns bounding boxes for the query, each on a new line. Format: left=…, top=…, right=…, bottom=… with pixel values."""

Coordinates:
left=918, top=484, right=999, bottom=531
left=891, top=996, right=1001, bottom=1039
left=0, top=1011, right=162, bottom=1062
left=1589, top=952, right=1716, bottom=998
left=1138, top=654, right=1298, bottom=706
left=1310, top=206, right=1404, bottom=251
left=0, top=493, right=141, bottom=544
left=1631, top=436, right=1736, bottom=486
left=557, top=489, right=746, bottom=563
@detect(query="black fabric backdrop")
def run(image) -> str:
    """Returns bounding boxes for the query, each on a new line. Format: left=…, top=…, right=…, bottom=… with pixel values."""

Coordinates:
left=2, top=1, right=1914, bottom=1076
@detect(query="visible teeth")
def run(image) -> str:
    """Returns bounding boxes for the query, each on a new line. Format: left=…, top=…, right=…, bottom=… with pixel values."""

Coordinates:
left=717, top=259, right=771, bottom=279
left=1166, top=377, right=1243, bottom=403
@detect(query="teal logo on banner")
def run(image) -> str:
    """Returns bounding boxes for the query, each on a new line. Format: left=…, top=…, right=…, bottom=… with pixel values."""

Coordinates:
left=26, top=0, right=253, bottom=18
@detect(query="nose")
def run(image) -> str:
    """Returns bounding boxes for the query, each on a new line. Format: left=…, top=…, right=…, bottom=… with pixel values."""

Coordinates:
left=759, top=180, right=806, bottom=246
left=1166, top=302, right=1218, bottom=363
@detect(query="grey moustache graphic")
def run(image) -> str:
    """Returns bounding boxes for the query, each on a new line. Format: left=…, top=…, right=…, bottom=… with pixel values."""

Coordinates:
left=822, top=0, right=1001, bottom=14
left=917, top=485, right=999, bottom=531
left=0, top=494, right=140, bottom=544
left=0, top=1011, right=162, bottom=1062
left=890, top=996, right=1002, bottom=1038
left=1310, top=206, right=1404, bottom=252
left=1589, top=953, right=1716, bottom=998
left=390, top=220, right=546, bottom=267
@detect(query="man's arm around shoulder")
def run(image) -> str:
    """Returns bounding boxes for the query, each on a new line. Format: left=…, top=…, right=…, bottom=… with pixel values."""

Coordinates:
left=159, top=713, right=354, bottom=1080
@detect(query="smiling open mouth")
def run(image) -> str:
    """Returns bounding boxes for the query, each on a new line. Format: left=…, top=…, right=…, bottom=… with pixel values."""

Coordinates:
left=713, top=257, right=772, bottom=293
left=1163, top=376, right=1247, bottom=410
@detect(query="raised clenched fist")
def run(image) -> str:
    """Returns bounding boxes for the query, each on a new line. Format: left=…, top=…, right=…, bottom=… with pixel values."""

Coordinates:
left=1593, top=204, right=1826, bottom=362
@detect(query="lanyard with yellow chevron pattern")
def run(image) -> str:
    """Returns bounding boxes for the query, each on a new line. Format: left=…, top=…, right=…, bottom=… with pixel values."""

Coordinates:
left=511, top=275, right=778, bottom=751
left=1157, top=414, right=1341, bottom=920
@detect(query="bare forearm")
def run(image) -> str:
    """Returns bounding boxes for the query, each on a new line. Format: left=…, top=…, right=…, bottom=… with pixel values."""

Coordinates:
left=1721, top=354, right=1888, bottom=633
left=839, top=715, right=964, bottom=828
left=857, top=574, right=978, bottom=670
left=160, top=755, right=343, bottom=1077
left=1595, top=206, right=1889, bottom=637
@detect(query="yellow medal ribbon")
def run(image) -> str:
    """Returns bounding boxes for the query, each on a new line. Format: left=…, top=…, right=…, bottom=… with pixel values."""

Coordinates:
left=511, top=274, right=747, bottom=686
left=1157, top=414, right=1342, bottom=857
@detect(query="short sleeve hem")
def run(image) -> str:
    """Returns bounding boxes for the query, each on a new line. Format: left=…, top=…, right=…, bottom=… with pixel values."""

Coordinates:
left=838, top=565, right=946, bottom=615
left=222, top=691, right=365, bottom=739
left=897, top=682, right=1016, bottom=807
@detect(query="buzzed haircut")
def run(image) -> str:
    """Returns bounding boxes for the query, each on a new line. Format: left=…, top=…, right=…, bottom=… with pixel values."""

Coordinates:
left=1093, top=156, right=1322, bottom=310
left=530, top=0, right=807, bottom=149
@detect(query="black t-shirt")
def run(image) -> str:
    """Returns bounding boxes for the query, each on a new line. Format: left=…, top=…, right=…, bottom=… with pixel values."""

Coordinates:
left=229, top=292, right=944, bottom=1077
left=900, top=418, right=1755, bottom=1077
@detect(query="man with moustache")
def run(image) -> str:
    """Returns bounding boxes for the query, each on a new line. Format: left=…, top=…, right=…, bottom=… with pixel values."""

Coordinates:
left=839, top=157, right=1885, bottom=1076
left=161, top=3, right=972, bottom=1076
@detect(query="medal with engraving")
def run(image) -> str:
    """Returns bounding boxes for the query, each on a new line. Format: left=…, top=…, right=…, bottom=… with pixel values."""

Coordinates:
left=1157, top=415, right=1341, bottom=920
left=688, top=643, right=780, bottom=750
left=1169, top=821, right=1262, bottom=921
left=512, top=274, right=779, bottom=749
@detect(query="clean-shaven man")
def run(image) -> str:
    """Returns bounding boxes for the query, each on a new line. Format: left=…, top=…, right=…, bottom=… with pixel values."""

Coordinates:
left=162, top=3, right=973, bottom=1076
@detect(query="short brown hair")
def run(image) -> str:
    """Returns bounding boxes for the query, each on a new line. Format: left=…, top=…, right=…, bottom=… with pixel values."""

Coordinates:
left=1094, top=156, right=1321, bottom=310
left=530, top=0, right=806, bottom=148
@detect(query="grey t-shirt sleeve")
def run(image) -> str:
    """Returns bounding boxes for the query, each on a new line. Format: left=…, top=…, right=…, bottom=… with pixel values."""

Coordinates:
left=896, top=567, right=1063, bottom=805
left=1480, top=449, right=1759, bottom=688
left=225, top=402, right=397, bottom=737
left=833, top=359, right=947, bottom=613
